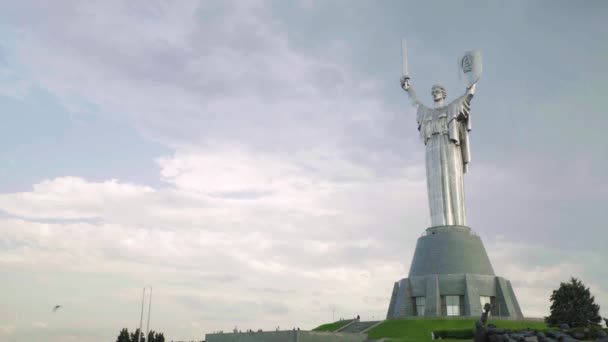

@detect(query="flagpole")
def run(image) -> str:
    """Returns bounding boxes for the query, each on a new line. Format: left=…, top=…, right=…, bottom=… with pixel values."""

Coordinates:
left=138, top=287, right=146, bottom=342
left=146, top=287, right=152, bottom=339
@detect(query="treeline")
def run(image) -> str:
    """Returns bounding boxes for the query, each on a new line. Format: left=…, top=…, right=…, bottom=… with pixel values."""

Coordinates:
left=116, top=328, right=165, bottom=342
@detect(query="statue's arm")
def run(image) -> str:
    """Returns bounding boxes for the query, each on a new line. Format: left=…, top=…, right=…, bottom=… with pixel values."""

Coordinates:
left=400, top=76, right=425, bottom=108
left=448, top=83, right=477, bottom=120
left=465, top=83, right=476, bottom=99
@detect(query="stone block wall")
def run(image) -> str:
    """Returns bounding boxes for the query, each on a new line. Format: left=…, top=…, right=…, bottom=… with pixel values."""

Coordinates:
left=205, top=331, right=367, bottom=342
left=386, top=225, right=523, bottom=319
left=387, top=274, right=523, bottom=319
left=206, top=331, right=296, bottom=342
left=298, top=331, right=367, bottom=342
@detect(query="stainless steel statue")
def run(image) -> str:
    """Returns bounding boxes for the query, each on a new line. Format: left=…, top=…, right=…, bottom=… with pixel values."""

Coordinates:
left=400, top=38, right=482, bottom=227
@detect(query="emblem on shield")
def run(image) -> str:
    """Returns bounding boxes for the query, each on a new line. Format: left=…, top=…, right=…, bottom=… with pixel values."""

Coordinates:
left=459, top=50, right=482, bottom=87
left=461, top=55, right=473, bottom=73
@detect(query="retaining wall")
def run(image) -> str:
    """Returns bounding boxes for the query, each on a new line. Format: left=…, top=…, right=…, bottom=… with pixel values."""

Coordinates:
left=205, top=330, right=367, bottom=342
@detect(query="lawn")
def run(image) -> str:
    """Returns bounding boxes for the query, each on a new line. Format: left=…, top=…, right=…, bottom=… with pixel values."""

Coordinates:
left=311, top=318, right=551, bottom=341
left=311, top=319, right=353, bottom=332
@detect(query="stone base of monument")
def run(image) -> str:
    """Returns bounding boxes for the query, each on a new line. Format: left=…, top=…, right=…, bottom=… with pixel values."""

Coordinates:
left=386, top=225, right=523, bottom=319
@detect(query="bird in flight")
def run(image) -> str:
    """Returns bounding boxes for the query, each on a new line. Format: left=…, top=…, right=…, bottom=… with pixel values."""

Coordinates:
left=52, top=305, right=62, bottom=312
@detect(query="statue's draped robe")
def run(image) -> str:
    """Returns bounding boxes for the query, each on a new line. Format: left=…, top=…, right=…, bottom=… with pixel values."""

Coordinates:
left=416, top=93, right=473, bottom=227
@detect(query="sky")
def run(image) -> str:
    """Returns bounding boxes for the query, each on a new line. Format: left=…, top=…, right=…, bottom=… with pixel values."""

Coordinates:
left=0, top=0, right=607, bottom=341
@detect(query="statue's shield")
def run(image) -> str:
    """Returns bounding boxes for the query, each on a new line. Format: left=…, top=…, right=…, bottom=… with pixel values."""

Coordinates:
left=459, top=50, right=482, bottom=87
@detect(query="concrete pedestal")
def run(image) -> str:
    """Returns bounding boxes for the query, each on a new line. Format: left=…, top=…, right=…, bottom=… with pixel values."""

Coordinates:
left=386, top=226, right=523, bottom=319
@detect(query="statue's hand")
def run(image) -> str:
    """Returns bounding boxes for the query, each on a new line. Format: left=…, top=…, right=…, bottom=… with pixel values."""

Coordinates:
left=466, top=83, right=477, bottom=95
left=400, top=76, right=410, bottom=91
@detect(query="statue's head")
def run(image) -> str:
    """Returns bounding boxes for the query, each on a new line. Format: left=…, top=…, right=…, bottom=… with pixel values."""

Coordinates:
left=484, top=303, right=491, bottom=313
left=431, top=85, right=447, bottom=102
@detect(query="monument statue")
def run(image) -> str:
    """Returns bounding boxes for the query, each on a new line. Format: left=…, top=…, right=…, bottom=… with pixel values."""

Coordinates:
left=400, top=38, right=481, bottom=227
left=386, top=40, right=523, bottom=321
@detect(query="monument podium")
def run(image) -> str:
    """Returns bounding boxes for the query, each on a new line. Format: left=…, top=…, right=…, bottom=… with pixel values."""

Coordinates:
left=387, top=42, right=522, bottom=319
left=386, top=226, right=523, bottom=318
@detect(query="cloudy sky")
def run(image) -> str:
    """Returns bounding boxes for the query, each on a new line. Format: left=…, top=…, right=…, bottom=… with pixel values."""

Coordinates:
left=1, top=0, right=607, bottom=341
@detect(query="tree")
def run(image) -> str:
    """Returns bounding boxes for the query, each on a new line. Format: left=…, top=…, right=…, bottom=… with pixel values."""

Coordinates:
left=545, top=277, right=601, bottom=327
left=147, top=330, right=156, bottom=342
left=147, top=330, right=165, bottom=342
left=116, top=327, right=166, bottom=342
left=155, top=332, right=165, bottom=342
left=116, top=328, right=130, bottom=342
left=130, top=328, right=146, bottom=342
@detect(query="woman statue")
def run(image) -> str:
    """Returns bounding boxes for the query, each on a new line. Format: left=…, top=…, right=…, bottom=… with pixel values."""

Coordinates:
left=400, top=76, right=477, bottom=227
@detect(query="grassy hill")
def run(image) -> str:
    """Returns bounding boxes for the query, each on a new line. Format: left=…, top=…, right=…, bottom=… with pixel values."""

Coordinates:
left=314, top=318, right=548, bottom=341
left=311, top=319, right=353, bottom=332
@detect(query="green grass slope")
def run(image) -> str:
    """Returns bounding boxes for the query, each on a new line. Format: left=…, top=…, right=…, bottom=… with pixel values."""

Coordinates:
left=311, top=319, right=353, bottom=332
left=365, top=319, right=548, bottom=341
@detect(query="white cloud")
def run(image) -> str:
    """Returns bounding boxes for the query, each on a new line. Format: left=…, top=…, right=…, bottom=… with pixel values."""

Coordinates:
left=5, top=0, right=400, bottom=157
left=3, top=158, right=605, bottom=340
left=0, top=177, right=154, bottom=220
left=487, top=241, right=608, bottom=319
left=0, top=133, right=423, bottom=339
left=0, top=146, right=423, bottom=339
left=0, top=143, right=426, bottom=270
left=32, top=322, right=47, bottom=328
left=0, top=324, right=16, bottom=335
